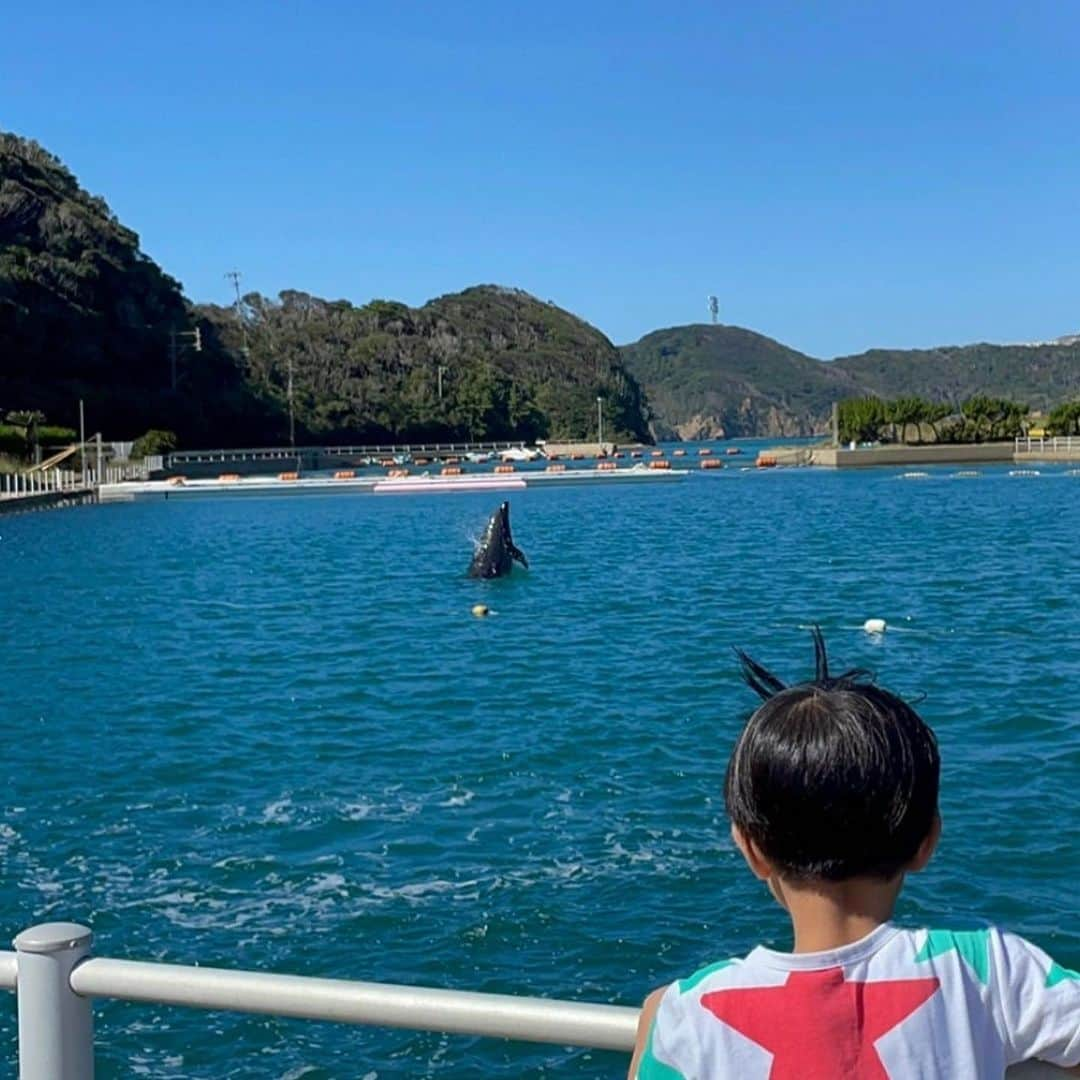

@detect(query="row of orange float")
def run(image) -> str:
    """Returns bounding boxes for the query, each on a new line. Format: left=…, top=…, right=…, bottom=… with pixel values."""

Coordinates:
left=212, top=459, right=731, bottom=482
left=207, top=446, right=748, bottom=484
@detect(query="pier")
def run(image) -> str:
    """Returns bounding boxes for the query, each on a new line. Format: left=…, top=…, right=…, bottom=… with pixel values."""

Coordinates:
left=0, top=921, right=1063, bottom=1078
left=0, top=470, right=95, bottom=516
left=163, top=440, right=538, bottom=478
left=100, top=461, right=688, bottom=503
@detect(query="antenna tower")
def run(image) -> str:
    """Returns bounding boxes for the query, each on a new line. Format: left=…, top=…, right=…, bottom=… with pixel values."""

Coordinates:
left=707, top=296, right=719, bottom=325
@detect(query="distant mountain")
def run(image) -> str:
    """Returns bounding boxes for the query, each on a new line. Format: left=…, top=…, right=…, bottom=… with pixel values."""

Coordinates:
left=619, top=325, right=859, bottom=439
left=621, top=325, right=1080, bottom=439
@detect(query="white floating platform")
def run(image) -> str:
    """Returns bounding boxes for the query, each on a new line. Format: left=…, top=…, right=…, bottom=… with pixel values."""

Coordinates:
left=99, top=465, right=688, bottom=502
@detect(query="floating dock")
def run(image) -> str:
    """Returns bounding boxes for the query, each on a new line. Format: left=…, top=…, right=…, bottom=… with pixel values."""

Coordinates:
left=99, top=464, right=688, bottom=502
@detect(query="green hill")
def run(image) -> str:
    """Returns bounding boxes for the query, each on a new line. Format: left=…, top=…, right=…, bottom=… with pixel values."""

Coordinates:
left=619, top=325, right=859, bottom=438
left=0, top=132, right=650, bottom=447
left=831, top=342, right=1080, bottom=410
left=0, top=133, right=272, bottom=445
left=197, top=285, right=651, bottom=445
left=621, top=325, right=1080, bottom=439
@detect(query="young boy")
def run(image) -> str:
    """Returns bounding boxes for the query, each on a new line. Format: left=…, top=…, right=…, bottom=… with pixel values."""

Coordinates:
left=630, top=631, right=1080, bottom=1078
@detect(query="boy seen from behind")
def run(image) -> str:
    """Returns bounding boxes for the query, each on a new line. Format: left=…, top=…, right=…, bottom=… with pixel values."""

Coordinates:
left=630, top=631, right=1080, bottom=1078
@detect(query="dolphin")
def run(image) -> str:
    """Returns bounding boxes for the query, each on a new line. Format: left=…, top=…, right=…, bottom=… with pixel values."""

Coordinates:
left=468, top=501, right=529, bottom=579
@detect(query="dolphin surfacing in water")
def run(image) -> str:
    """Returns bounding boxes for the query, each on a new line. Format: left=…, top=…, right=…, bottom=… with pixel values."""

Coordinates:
left=468, top=501, right=529, bottom=579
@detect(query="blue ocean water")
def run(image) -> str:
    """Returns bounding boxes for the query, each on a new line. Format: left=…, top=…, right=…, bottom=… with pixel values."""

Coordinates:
left=1, top=454, right=1077, bottom=1077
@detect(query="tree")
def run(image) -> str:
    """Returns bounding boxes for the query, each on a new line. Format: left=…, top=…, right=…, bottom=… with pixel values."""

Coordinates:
left=887, top=396, right=926, bottom=444
left=923, top=401, right=952, bottom=443
left=4, top=409, right=45, bottom=462
left=132, top=429, right=179, bottom=458
left=961, top=396, right=1026, bottom=441
left=837, top=398, right=888, bottom=444
left=1045, top=400, right=1080, bottom=436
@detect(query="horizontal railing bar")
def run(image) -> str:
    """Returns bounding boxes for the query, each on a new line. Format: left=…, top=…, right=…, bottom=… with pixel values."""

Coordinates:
left=2, top=947, right=1068, bottom=1073
left=68, top=957, right=638, bottom=1051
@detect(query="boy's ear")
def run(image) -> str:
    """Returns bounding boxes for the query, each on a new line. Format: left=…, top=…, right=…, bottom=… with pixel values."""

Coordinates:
left=907, top=814, right=941, bottom=873
left=731, top=824, right=773, bottom=881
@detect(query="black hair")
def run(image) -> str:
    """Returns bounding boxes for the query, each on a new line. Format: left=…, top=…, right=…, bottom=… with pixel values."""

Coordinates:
left=724, top=628, right=939, bottom=882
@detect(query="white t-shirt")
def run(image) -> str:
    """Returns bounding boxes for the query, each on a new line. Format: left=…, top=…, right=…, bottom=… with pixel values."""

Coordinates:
left=639, top=923, right=1080, bottom=1079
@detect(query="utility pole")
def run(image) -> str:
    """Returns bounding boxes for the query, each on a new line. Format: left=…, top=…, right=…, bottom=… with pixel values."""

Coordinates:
left=169, top=327, right=202, bottom=389
left=287, top=354, right=296, bottom=448
left=225, top=270, right=249, bottom=354
left=597, top=396, right=604, bottom=452
left=78, top=399, right=86, bottom=485
left=437, top=365, right=446, bottom=402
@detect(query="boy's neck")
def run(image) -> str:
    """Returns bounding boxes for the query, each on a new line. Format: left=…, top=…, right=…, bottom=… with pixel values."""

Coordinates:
left=772, top=873, right=903, bottom=954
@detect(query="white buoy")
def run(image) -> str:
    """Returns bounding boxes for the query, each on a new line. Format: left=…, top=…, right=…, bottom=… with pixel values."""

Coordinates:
left=863, top=618, right=887, bottom=635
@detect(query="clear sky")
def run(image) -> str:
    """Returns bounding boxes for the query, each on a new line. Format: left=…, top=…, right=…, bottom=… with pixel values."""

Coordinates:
left=4, top=1, right=1078, bottom=357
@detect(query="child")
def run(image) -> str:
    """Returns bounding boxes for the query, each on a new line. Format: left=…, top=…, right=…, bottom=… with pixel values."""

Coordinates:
left=630, top=630, right=1080, bottom=1078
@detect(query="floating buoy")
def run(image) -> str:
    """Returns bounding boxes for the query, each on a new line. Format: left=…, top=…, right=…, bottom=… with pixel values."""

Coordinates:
left=472, top=604, right=490, bottom=618
left=863, top=618, right=887, bottom=635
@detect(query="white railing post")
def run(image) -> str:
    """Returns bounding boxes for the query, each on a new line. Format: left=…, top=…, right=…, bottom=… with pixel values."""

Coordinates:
left=14, top=923, right=94, bottom=1079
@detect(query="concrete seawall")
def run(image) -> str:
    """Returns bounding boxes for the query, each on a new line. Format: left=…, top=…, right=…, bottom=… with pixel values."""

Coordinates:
left=810, top=443, right=1016, bottom=468
left=0, top=489, right=96, bottom=515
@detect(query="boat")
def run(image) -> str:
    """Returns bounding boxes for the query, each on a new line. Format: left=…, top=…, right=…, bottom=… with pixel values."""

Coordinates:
left=499, top=447, right=542, bottom=462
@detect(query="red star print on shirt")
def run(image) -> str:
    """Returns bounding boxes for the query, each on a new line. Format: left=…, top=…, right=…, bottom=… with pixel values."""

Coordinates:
left=700, top=966, right=940, bottom=1079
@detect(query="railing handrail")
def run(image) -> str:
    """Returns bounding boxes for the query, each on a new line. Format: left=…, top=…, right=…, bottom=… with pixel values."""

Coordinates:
left=1015, top=434, right=1078, bottom=449
left=0, top=937, right=1068, bottom=1076
left=65, top=955, right=636, bottom=1049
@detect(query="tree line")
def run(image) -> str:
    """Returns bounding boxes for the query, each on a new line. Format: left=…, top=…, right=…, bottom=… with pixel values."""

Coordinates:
left=836, top=395, right=1080, bottom=445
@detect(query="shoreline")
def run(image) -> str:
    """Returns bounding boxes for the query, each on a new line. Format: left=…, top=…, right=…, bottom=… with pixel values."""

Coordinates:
left=763, top=442, right=1080, bottom=468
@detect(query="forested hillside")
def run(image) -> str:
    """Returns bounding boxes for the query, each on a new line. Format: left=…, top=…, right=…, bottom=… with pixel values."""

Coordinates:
left=621, top=325, right=1080, bottom=439
left=198, top=285, right=651, bottom=445
left=0, top=132, right=650, bottom=447
left=0, top=133, right=271, bottom=445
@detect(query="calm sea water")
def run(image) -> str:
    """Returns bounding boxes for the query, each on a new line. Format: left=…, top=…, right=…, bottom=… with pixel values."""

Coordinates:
left=1, top=449, right=1078, bottom=1077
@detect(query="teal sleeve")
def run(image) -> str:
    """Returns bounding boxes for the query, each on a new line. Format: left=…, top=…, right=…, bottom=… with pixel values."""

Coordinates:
left=636, top=1013, right=688, bottom=1079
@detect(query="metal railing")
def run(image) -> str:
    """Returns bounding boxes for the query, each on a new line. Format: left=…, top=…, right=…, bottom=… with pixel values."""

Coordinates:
left=167, top=440, right=529, bottom=465
left=0, top=465, right=146, bottom=501
left=1015, top=435, right=1080, bottom=453
left=0, top=922, right=1067, bottom=1078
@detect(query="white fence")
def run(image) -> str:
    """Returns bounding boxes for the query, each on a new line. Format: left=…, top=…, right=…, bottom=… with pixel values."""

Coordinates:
left=0, top=922, right=1067, bottom=1078
left=1015, top=435, right=1079, bottom=453
left=0, top=466, right=146, bottom=500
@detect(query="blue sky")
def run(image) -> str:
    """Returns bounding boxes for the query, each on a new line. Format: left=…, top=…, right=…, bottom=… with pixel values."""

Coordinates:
left=4, top=1, right=1078, bottom=356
